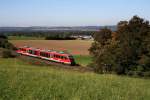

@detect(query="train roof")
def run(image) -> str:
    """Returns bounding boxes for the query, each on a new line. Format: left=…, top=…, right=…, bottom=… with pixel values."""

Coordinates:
left=19, top=46, right=71, bottom=55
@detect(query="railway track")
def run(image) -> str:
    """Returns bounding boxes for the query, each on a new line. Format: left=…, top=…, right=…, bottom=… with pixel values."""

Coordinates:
left=17, top=54, right=94, bottom=73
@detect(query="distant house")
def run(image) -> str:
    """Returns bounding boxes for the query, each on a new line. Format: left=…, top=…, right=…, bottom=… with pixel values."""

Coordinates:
left=81, top=35, right=93, bottom=40
left=70, top=35, right=93, bottom=40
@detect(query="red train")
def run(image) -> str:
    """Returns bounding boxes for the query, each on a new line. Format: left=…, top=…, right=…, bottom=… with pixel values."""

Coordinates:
left=16, top=46, right=76, bottom=66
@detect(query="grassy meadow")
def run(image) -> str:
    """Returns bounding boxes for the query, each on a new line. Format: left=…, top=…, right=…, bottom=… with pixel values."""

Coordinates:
left=0, top=58, right=150, bottom=100
left=74, top=55, right=92, bottom=66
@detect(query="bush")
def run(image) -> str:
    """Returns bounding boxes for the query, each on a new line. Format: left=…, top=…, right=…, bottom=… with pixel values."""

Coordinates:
left=0, top=35, right=8, bottom=39
left=0, top=38, right=16, bottom=50
left=143, top=72, right=150, bottom=77
left=2, top=49, right=14, bottom=58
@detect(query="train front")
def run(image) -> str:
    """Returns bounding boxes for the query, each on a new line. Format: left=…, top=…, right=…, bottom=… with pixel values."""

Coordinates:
left=68, top=55, right=76, bottom=66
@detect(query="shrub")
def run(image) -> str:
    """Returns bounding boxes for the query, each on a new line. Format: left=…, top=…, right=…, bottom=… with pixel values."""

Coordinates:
left=2, top=49, right=14, bottom=58
left=0, top=36, right=16, bottom=50
left=143, top=72, right=150, bottom=77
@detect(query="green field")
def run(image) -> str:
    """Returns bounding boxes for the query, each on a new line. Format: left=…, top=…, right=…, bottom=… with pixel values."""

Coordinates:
left=0, top=58, right=150, bottom=100
left=74, top=55, right=92, bottom=66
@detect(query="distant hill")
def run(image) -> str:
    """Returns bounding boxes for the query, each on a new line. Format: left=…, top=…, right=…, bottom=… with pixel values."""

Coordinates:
left=0, top=26, right=116, bottom=32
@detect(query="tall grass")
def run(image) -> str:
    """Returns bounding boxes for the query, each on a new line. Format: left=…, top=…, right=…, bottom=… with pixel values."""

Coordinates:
left=74, top=55, right=92, bottom=66
left=0, top=58, right=150, bottom=100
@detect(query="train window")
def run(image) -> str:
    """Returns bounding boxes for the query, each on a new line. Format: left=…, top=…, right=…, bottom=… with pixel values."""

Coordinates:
left=31, top=50, right=33, bottom=54
left=64, top=57, right=67, bottom=60
left=44, top=53, right=46, bottom=57
left=40, top=52, right=44, bottom=56
left=46, top=53, right=48, bottom=57
left=34, top=51, right=37, bottom=55
left=62, top=56, right=65, bottom=59
left=48, top=54, right=51, bottom=57
left=50, top=54, right=53, bottom=58
left=32, top=51, right=34, bottom=54
left=29, top=50, right=32, bottom=54
left=21, top=48, right=26, bottom=52
left=32, top=50, right=34, bottom=54
left=21, top=48, right=23, bottom=51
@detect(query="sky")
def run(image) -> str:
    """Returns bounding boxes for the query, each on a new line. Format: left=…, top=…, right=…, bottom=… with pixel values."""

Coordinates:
left=0, top=0, right=150, bottom=26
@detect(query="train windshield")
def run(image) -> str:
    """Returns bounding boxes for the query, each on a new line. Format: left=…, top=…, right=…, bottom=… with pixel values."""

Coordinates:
left=68, top=55, right=76, bottom=65
left=68, top=55, right=74, bottom=59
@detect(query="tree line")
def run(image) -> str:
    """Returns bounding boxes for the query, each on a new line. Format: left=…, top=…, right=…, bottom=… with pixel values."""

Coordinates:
left=89, top=16, right=150, bottom=77
left=0, top=31, right=94, bottom=40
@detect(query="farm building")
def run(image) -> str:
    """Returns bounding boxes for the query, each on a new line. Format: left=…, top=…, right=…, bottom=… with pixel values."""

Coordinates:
left=70, top=35, right=93, bottom=40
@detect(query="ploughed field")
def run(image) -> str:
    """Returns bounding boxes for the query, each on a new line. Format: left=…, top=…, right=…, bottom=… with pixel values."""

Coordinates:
left=10, top=40, right=92, bottom=55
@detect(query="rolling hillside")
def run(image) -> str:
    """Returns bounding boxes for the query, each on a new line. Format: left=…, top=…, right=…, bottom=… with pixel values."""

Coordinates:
left=0, top=58, right=150, bottom=100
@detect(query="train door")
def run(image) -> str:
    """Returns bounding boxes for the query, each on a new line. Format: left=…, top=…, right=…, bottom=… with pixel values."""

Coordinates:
left=34, top=50, right=39, bottom=56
